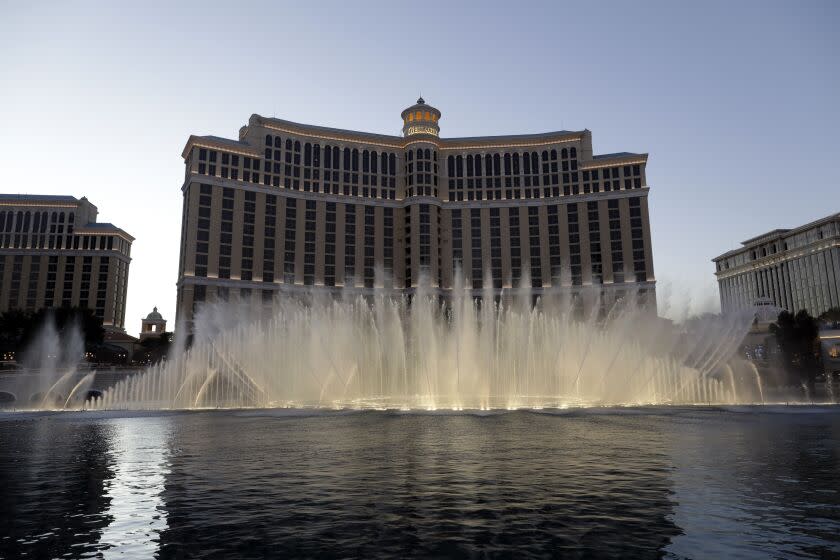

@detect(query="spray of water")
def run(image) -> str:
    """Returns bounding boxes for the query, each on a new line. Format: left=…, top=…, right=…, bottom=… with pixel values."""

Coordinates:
left=89, top=276, right=764, bottom=411
left=11, top=315, right=88, bottom=408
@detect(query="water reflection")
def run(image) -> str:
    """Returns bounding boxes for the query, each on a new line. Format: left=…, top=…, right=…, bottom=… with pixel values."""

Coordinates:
left=99, top=416, right=171, bottom=558
left=0, top=416, right=115, bottom=558
left=665, top=407, right=840, bottom=558
left=153, top=411, right=680, bottom=558
left=0, top=408, right=838, bottom=559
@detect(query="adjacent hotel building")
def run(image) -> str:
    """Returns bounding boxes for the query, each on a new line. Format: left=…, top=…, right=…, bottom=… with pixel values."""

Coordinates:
left=0, top=195, right=134, bottom=331
left=713, top=212, right=840, bottom=317
left=176, top=99, right=655, bottom=323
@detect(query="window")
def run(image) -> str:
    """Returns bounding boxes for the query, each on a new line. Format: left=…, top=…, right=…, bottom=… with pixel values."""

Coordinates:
left=283, top=198, right=297, bottom=283
left=567, top=204, right=582, bottom=285
left=344, top=204, right=356, bottom=285
left=588, top=201, right=602, bottom=284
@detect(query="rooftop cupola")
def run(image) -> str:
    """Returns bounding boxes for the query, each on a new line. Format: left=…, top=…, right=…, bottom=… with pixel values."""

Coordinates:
left=401, top=97, right=441, bottom=138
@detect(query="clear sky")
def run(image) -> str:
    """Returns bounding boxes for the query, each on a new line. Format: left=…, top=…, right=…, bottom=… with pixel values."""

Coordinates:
left=1, top=0, right=838, bottom=330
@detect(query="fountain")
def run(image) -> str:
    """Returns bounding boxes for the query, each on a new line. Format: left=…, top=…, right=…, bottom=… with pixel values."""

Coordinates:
left=85, top=274, right=769, bottom=411
left=1, top=316, right=90, bottom=409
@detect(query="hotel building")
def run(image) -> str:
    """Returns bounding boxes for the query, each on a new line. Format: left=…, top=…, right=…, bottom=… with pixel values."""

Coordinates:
left=176, top=99, right=655, bottom=323
left=0, top=195, right=134, bottom=330
left=713, top=212, right=840, bottom=316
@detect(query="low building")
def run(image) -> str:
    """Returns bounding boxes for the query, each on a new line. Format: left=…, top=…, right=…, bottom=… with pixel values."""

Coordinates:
left=0, top=195, right=134, bottom=331
left=821, top=325, right=840, bottom=381
left=713, top=212, right=840, bottom=317
left=101, top=330, right=140, bottom=364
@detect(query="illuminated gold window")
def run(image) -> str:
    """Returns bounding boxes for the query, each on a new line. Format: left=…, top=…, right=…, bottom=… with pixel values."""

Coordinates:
left=408, top=113, right=414, bottom=122
left=431, top=114, right=438, bottom=122
left=415, top=111, right=422, bottom=120
left=424, top=111, right=431, bottom=120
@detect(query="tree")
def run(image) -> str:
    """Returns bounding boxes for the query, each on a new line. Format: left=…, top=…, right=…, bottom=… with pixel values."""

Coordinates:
left=0, top=307, right=104, bottom=357
left=0, top=310, right=32, bottom=356
left=134, top=332, right=173, bottom=364
left=770, top=310, right=821, bottom=386
left=819, top=307, right=840, bottom=325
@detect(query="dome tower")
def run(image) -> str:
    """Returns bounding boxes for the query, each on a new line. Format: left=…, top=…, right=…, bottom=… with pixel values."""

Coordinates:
left=401, top=97, right=441, bottom=138
left=140, top=306, right=167, bottom=340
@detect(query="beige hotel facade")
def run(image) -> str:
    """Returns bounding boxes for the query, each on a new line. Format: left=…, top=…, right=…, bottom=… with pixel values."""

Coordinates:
left=0, top=195, right=134, bottom=331
left=714, top=212, right=840, bottom=317
left=176, top=99, right=655, bottom=324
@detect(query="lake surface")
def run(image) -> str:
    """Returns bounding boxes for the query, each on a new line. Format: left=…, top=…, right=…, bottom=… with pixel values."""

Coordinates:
left=1, top=407, right=839, bottom=559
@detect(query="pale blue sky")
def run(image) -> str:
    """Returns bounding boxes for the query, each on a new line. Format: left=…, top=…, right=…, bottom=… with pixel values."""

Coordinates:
left=1, top=0, right=838, bottom=328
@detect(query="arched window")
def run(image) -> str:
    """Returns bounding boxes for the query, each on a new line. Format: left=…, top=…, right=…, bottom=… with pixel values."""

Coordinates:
left=15, top=212, right=23, bottom=232
left=41, top=212, right=48, bottom=232
left=407, top=150, right=413, bottom=161
left=304, top=143, right=312, bottom=166
left=466, top=155, right=473, bottom=177
left=512, top=153, right=520, bottom=174
left=531, top=152, right=539, bottom=172
left=351, top=149, right=359, bottom=171
left=485, top=154, right=493, bottom=175
left=551, top=149, right=557, bottom=160
left=51, top=211, right=57, bottom=223
left=370, top=151, right=378, bottom=173
left=343, top=148, right=351, bottom=170
left=455, top=155, right=463, bottom=177
left=23, top=212, right=30, bottom=231
left=424, top=149, right=430, bottom=160
left=333, top=147, right=340, bottom=168
left=561, top=148, right=568, bottom=159
left=0, top=212, right=5, bottom=232
left=274, top=136, right=282, bottom=148
left=362, top=150, right=370, bottom=173
left=424, top=111, right=431, bottom=120
left=294, top=141, right=301, bottom=152
left=503, top=153, right=511, bottom=175
left=380, top=153, right=388, bottom=174
left=415, top=111, right=422, bottom=120
left=433, top=151, right=437, bottom=161
left=58, top=212, right=64, bottom=223
left=570, top=147, right=577, bottom=158
left=523, top=153, right=531, bottom=174
left=389, top=153, right=396, bottom=174
left=313, top=144, right=321, bottom=167
left=474, top=155, right=482, bottom=176
left=408, top=113, right=414, bottom=122
left=448, top=155, right=455, bottom=174
left=542, top=150, right=549, bottom=161
left=324, top=144, right=332, bottom=168
left=265, top=134, right=272, bottom=145
left=286, top=139, right=293, bottom=150
left=416, top=148, right=422, bottom=160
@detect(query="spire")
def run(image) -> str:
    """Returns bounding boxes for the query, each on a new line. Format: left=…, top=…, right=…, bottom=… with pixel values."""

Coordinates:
left=417, top=96, right=425, bottom=105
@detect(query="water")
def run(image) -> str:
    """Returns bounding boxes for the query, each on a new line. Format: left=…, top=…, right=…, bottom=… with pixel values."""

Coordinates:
left=1, top=407, right=838, bottom=559
left=88, top=283, right=766, bottom=411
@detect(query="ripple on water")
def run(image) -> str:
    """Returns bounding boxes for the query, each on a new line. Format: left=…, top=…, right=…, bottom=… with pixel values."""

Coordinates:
left=0, top=408, right=838, bottom=559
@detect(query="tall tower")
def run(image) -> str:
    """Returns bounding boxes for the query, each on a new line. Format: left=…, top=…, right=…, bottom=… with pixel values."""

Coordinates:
left=401, top=98, right=442, bottom=288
